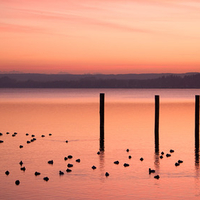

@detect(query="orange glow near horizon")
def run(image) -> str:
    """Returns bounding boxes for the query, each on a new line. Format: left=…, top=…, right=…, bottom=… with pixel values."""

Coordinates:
left=0, top=0, right=200, bottom=74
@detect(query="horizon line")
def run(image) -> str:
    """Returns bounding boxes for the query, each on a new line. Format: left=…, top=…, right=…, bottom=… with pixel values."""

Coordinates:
left=0, top=71, right=199, bottom=75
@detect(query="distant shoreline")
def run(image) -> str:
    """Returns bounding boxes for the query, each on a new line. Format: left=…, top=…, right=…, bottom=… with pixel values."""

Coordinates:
left=0, top=72, right=200, bottom=88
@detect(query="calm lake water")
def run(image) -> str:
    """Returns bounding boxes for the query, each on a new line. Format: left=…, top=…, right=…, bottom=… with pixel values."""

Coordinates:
left=0, top=88, right=200, bottom=200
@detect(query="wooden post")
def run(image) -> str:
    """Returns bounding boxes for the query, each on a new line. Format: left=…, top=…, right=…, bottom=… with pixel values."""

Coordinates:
left=155, top=95, right=159, bottom=153
left=195, top=95, right=199, bottom=150
left=100, top=93, right=105, bottom=151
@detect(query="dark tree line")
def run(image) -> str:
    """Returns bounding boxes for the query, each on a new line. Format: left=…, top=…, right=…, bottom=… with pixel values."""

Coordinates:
left=1, top=74, right=200, bottom=88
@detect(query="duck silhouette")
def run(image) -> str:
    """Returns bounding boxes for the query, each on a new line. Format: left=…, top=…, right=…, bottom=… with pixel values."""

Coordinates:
left=67, top=163, right=73, bottom=168
left=5, top=171, right=10, bottom=175
left=20, top=167, right=26, bottom=171
left=154, top=175, right=160, bottom=179
left=35, top=172, right=41, bottom=176
left=66, top=168, right=72, bottom=172
left=15, top=180, right=20, bottom=185
left=19, top=161, right=23, bottom=166
left=149, top=168, right=155, bottom=174
left=124, top=163, right=129, bottom=167
left=105, top=172, right=109, bottom=177
left=48, top=160, right=53, bottom=164
left=175, top=162, right=180, bottom=166
left=92, top=165, right=96, bottom=170
left=43, top=177, right=49, bottom=181
left=59, top=171, right=64, bottom=175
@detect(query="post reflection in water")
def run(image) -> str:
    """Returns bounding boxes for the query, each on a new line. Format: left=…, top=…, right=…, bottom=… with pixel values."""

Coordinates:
left=195, top=148, right=199, bottom=169
left=99, top=151, right=105, bottom=180
left=154, top=151, right=160, bottom=172
left=195, top=147, right=200, bottom=198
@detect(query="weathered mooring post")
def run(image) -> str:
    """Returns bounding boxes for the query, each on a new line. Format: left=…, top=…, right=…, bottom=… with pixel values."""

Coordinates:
left=195, top=95, right=199, bottom=150
left=155, top=95, right=159, bottom=153
left=100, top=93, right=105, bottom=151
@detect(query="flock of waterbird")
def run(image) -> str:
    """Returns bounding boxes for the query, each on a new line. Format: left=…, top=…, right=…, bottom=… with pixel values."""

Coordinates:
left=0, top=131, right=183, bottom=185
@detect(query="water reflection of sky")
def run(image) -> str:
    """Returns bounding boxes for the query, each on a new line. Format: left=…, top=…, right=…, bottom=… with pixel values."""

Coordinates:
left=0, top=89, right=200, bottom=104
left=0, top=89, right=200, bottom=199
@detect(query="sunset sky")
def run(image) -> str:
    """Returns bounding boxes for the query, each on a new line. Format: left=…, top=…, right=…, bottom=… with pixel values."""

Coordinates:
left=0, top=0, right=200, bottom=74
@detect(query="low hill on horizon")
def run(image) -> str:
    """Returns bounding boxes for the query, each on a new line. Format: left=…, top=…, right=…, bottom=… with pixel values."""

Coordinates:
left=0, top=72, right=198, bottom=82
left=0, top=72, right=200, bottom=88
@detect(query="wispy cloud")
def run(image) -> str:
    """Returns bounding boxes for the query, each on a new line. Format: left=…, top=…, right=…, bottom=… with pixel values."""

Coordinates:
left=1, top=0, right=200, bottom=39
left=3, top=7, right=154, bottom=34
left=0, top=22, right=46, bottom=33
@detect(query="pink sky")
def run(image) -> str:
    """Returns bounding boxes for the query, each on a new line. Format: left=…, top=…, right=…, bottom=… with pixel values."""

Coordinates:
left=0, top=0, right=200, bottom=74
